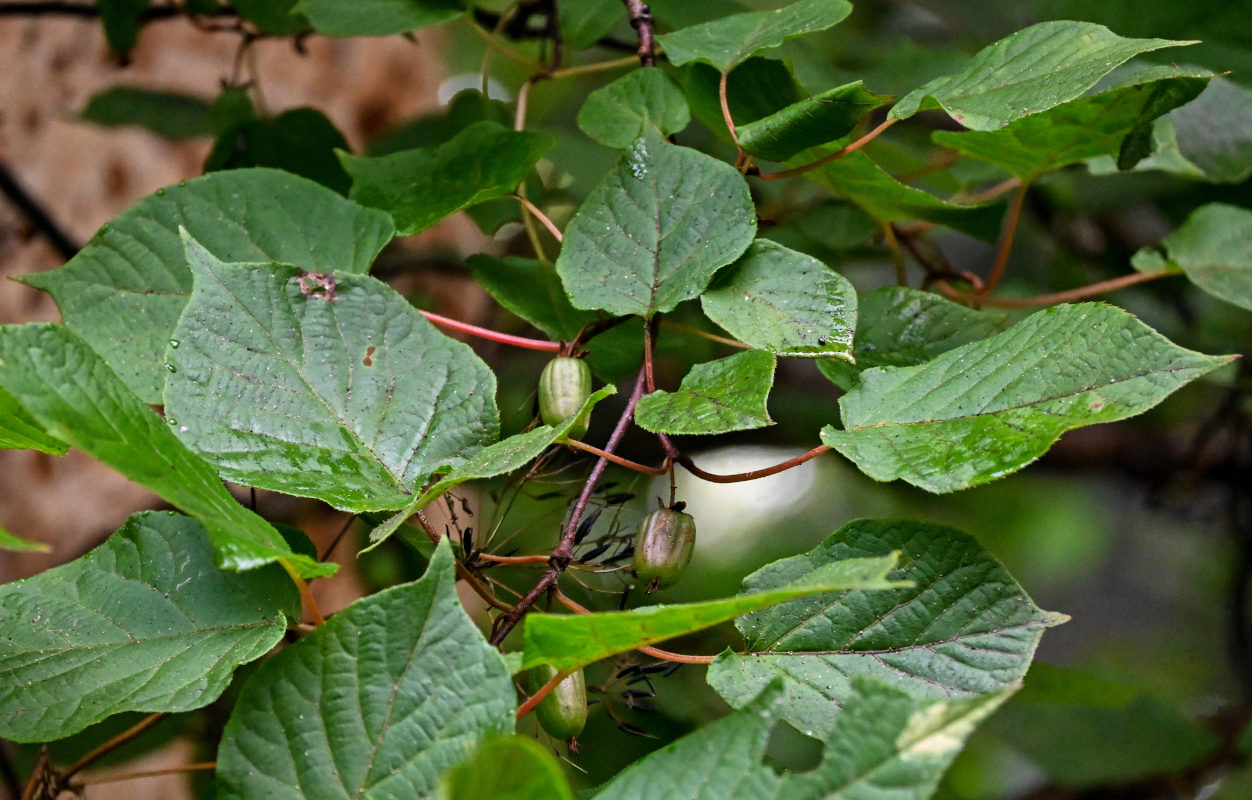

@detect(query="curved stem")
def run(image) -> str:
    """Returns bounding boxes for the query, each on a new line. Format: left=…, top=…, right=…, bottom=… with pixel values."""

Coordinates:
left=420, top=310, right=563, bottom=352
left=676, top=445, right=831, bottom=484
left=564, top=438, right=671, bottom=475
left=516, top=670, right=564, bottom=721
left=549, top=55, right=638, bottom=79
left=280, top=562, right=326, bottom=626
left=515, top=194, right=563, bottom=242
left=718, top=69, right=741, bottom=148
left=659, top=319, right=751, bottom=349
left=468, top=16, right=544, bottom=72
left=477, top=553, right=552, bottom=565
left=62, top=714, right=164, bottom=781
left=980, top=182, right=1028, bottom=295
left=72, top=763, right=216, bottom=787
left=412, top=511, right=515, bottom=612
left=881, top=221, right=907, bottom=286
left=935, top=269, right=1173, bottom=308
left=756, top=117, right=897, bottom=181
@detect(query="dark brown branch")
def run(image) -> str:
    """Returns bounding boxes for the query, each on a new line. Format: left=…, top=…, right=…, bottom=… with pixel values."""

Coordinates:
left=675, top=445, right=831, bottom=484
left=620, top=0, right=655, bottom=66
left=0, top=160, right=80, bottom=260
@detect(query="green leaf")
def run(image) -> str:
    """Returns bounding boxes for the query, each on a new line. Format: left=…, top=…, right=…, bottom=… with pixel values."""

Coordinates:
left=822, top=303, right=1234, bottom=493
left=708, top=518, right=1064, bottom=739
left=215, top=540, right=514, bottom=800
left=80, top=87, right=215, bottom=140
left=891, top=21, right=1196, bottom=131
left=342, top=121, right=553, bottom=236
left=808, top=151, right=1005, bottom=242
left=0, top=324, right=325, bottom=576
left=205, top=107, right=353, bottom=194
left=634, top=350, right=776, bottom=435
left=1165, top=76, right=1252, bottom=184
left=657, top=0, right=853, bottom=72
left=233, top=0, right=309, bottom=33
left=737, top=81, right=892, bottom=162
left=438, top=737, right=575, bottom=800
left=0, top=511, right=297, bottom=742
left=932, top=70, right=1212, bottom=180
left=165, top=237, right=499, bottom=513
left=363, top=387, right=616, bottom=550
left=700, top=239, right=857, bottom=360
left=369, top=90, right=512, bottom=156
left=0, top=524, right=49, bottom=554
left=555, top=137, right=756, bottom=318
left=294, top=0, right=461, bottom=36
left=577, top=69, right=691, bottom=149
left=817, top=286, right=1006, bottom=390
left=18, top=168, right=394, bottom=403
left=0, top=388, right=68, bottom=454
left=97, top=0, right=150, bottom=56
left=683, top=58, right=806, bottom=141
left=558, top=0, right=621, bottom=50
left=467, top=255, right=598, bottom=341
left=520, top=552, right=905, bottom=674
left=1153, top=203, right=1252, bottom=312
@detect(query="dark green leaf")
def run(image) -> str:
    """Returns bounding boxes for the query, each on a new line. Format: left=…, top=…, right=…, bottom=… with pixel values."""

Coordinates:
left=97, top=0, right=150, bottom=56
left=683, top=58, right=806, bottom=140
left=657, top=0, right=853, bottom=72
left=822, top=303, right=1234, bottom=493
left=737, top=81, right=892, bottom=162
left=368, top=90, right=512, bottom=156
left=634, top=350, right=776, bottom=435
left=0, top=511, right=298, bottom=742
left=1166, top=76, right=1252, bottom=183
left=215, top=540, right=514, bottom=799
left=701, top=239, right=857, bottom=360
left=577, top=69, right=691, bottom=148
left=439, top=737, right=575, bottom=800
left=1153, top=203, right=1252, bottom=312
left=891, top=21, right=1196, bottom=130
left=558, top=0, right=622, bottom=49
left=294, top=0, right=462, bottom=36
left=18, top=169, right=394, bottom=403
left=708, top=519, right=1064, bottom=738
left=232, top=0, right=309, bottom=33
left=467, top=255, right=598, bottom=341
left=0, top=324, right=325, bottom=576
left=165, top=237, right=499, bottom=513
left=206, top=108, right=353, bottom=194
left=80, top=87, right=215, bottom=140
left=342, top=121, right=553, bottom=235
left=555, top=137, right=756, bottom=318
left=0, top=388, right=68, bottom=454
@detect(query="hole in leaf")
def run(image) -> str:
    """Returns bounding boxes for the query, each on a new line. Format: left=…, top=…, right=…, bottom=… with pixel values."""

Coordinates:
left=763, top=720, right=824, bottom=775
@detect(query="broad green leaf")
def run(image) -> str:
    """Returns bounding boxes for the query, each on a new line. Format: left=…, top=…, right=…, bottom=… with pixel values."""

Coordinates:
left=18, top=168, right=394, bottom=403
left=808, top=151, right=1004, bottom=242
left=0, top=388, right=68, bottom=454
left=205, top=107, right=352, bottom=194
left=737, top=81, right=891, bottom=162
left=165, top=237, right=499, bottom=513
left=233, top=0, right=308, bottom=33
left=294, top=0, right=461, bottom=36
left=657, top=0, right=853, bottom=72
left=467, top=255, right=598, bottom=341
left=0, top=524, right=48, bottom=554
left=555, top=137, right=756, bottom=318
left=577, top=69, right=691, bottom=149
left=98, top=0, right=149, bottom=55
left=634, top=350, right=776, bottom=435
left=1152, top=203, right=1252, bottom=312
left=0, top=324, right=324, bottom=576
left=684, top=58, right=806, bottom=141
left=0, top=511, right=298, bottom=742
left=370, top=90, right=512, bottom=156
left=891, top=21, right=1195, bottom=131
left=700, top=239, right=857, bottom=360
left=817, top=286, right=1007, bottom=390
left=1165, top=77, right=1252, bottom=184
left=708, top=519, right=1063, bottom=739
left=558, top=0, right=621, bottom=49
left=363, top=387, right=615, bottom=550
left=932, top=70, right=1212, bottom=179
left=80, top=87, right=215, bottom=140
left=521, top=552, right=904, bottom=673
left=342, top=121, right=553, bottom=235
left=438, top=737, right=574, bottom=800
left=215, top=540, right=514, bottom=800
left=822, top=303, right=1234, bottom=493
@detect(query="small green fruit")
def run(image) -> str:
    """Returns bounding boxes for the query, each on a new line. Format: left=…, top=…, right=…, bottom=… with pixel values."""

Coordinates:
left=527, top=665, right=588, bottom=741
left=633, top=508, right=696, bottom=592
left=538, top=357, right=592, bottom=440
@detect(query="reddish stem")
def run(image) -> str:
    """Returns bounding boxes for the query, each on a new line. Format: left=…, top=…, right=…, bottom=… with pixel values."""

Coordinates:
left=756, top=118, right=897, bottom=180
left=420, top=310, right=562, bottom=352
left=516, top=670, right=564, bottom=721
left=676, top=445, right=831, bottom=484
left=980, top=182, right=1028, bottom=295
left=564, top=438, right=670, bottom=475
left=935, top=269, right=1174, bottom=308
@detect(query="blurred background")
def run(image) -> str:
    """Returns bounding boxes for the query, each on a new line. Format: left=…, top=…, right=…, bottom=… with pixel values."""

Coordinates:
left=1, top=1, right=1250, bottom=798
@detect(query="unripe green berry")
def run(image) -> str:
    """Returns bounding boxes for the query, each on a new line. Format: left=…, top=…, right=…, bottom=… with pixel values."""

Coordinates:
left=538, top=357, right=592, bottom=440
left=633, top=508, right=696, bottom=592
left=527, top=664, right=587, bottom=741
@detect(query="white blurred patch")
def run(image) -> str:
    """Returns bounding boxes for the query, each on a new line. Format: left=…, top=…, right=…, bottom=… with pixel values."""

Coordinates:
left=437, top=73, right=512, bottom=104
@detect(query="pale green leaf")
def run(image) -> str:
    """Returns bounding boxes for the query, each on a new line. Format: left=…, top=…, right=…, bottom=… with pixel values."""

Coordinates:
left=577, top=69, right=690, bottom=149
left=438, top=737, right=574, bottom=800
left=521, top=553, right=905, bottom=674
left=293, top=0, right=461, bottom=36
left=657, top=0, right=853, bottom=72
left=0, top=324, right=324, bottom=576
left=165, top=237, right=499, bottom=513
left=891, top=21, right=1196, bottom=130
left=701, top=239, right=857, bottom=360
left=216, top=540, right=514, bottom=800
left=342, top=121, right=553, bottom=235
left=708, top=519, right=1063, bottom=739
left=822, top=303, right=1234, bottom=493
left=0, top=511, right=297, bottom=742
left=737, top=81, right=891, bottom=162
left=932, top=70, right=1212, bottom=179
left=634, top=350, right=776, bottom=435
left=18, top=169, right=394, bottom=403
left=0, top=388, right=68, bottom=454
left=80, top=86, right=214, bottom=140
left=555, top=137, right=756, bottom=318
left=1154, top=203, right=1252, bottom=312
left=467, top=255, right=598, bottom=341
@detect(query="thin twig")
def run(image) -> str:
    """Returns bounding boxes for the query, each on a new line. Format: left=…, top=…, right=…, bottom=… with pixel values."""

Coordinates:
left=934, top=269, right=1173, bottom=308
left=549, top=55, right=638, bottom=80
left=467, top=16, right=544, bottom=72
left=62, top=714, right=165, bottom=781
left=72, top=762, right=217, bottom=787
left=515, top=194, right=563, bottom=242
left=476, top=553, right=552, bottom=565
left=412, top=511, right=515, bottom=612
left=957, top=176, right=1022, bottom=205
left=516, top=670, right=564, bottom=721
left=881, top=221, right=908, bottom=286
left=279, top=562, right=326, bottom=626
left=676, top=445, right=831, bottom=484
left=420, top=310, right=563, bottom=351
left=755, top=117, right=897, bottom=180
left=0, top=160, right=80, bottom=259
left=718, top=69, right=741, bottom=149
left=564, top=438, right=671, bottom=475
left=659, top=319, right=751, bottom=349
left=620, top=0, right=656, bottom=66
left=980, top=181, right=1028, bottom=295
